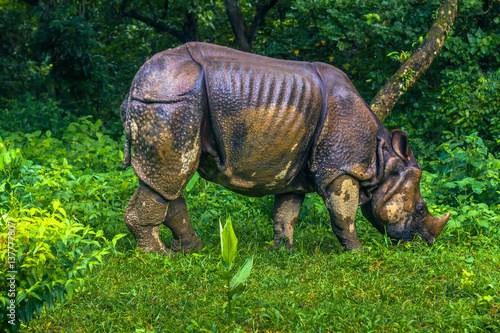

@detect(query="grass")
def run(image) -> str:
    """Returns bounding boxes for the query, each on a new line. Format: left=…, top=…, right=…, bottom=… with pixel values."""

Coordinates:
left=20, top=183, right=500, bottom=332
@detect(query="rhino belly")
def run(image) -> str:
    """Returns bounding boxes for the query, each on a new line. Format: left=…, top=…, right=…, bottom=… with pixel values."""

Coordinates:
left=198, top=139, right=316, bottom=196
left=197, top=58, right=324, bottom=196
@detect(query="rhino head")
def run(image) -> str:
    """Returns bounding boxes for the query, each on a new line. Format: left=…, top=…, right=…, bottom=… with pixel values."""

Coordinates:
left=361, top=130, right=450, bottom=245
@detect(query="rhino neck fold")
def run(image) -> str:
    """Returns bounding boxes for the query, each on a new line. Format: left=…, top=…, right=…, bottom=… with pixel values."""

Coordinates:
left=307, top=63, right=328, bottom=161
left=358, top=114, right=398, bottom=204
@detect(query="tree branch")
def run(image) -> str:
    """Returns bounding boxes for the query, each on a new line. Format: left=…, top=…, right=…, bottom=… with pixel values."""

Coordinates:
left=370, top=0, right=458, bottom=122
left=162, top=0, right=169, bottom=20
left=120, top=0, right=193, bottom=43
left=146, top=0, right=157, bottom=21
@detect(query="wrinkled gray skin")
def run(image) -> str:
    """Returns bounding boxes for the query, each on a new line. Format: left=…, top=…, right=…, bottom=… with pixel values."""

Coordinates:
left=121, top=42, right=450, bottom=255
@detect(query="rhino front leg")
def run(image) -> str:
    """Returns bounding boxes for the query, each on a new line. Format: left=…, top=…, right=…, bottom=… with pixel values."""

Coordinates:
left=125, top=181, right=172, bottom=255
left=323, top=175, right=362, bottom=251
left=164, top=196, right=205, bottom=253
left=271, top=193, right=305, bottom=250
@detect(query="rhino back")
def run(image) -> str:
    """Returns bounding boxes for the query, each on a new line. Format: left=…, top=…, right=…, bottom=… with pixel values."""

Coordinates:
left=187, top=43, right=324, bottom=195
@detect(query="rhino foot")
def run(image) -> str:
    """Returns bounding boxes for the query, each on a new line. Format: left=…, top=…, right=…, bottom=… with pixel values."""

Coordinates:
left=343, top=243, right=364, bottom=252
left=163, top=197, right=205, bottom=254
left=268, top=236, right=295, bottom=251
left=171, top=238, right=205, bottom=253
left=271, top=193, right=305, bottom=252
left=137, top=244, right=175, bottom=258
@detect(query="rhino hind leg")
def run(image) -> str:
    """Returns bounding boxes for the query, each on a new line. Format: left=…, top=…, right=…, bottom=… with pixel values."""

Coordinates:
left=164, top=196, right=205, bottom=253
left=271, top=193, right=305, bottom=250
left=125, top=181, right=172, bottom=255
left=322, top=175, right=363, bottom=251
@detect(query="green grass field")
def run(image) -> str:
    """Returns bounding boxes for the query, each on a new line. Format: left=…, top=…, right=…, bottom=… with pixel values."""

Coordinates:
left=23, top=187, right=500, bottom=332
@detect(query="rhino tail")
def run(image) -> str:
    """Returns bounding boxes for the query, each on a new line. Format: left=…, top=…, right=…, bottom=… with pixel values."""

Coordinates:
left=121, top=94, right=132, bottom=170
left=122, top=135, right=131, bottom=170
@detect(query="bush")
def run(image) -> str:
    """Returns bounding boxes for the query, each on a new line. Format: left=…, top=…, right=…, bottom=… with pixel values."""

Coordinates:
left=420, top=132, right=500, bottom=235
left=438, top=68, right=500, bottom=152
left=3, top=117, right=123, bottom=173
left=1, top=128, right=126, bottom=332
left=0, top=203, right=124, bottom=332
left=430, top=132, right=499, bottom=206
left=1, top=118, right=136, bottom=238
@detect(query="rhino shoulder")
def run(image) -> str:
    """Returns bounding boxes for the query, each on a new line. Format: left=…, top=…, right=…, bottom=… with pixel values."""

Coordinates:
left=309, top=62, right=379, bottom=194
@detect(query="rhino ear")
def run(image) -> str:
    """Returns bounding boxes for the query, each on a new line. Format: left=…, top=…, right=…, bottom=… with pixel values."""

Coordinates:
left=391, top=130, right=410, bottom=162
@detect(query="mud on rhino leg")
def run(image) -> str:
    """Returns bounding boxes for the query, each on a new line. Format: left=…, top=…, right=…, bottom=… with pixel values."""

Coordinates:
left=323, top=175, right=362, bottom=251
left=271, top=193, right=305, bottom=250
left=125, top=181, right=172, bottom=255
left=164, top=196, right=205, bottom=253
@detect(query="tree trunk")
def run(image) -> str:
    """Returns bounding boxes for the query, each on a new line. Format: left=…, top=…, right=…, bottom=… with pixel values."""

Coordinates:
left=225, top=0, right=252, bottom=52
left=370, top=0, right=457, bottom=123
left=224, top=0, right=278, bottom=52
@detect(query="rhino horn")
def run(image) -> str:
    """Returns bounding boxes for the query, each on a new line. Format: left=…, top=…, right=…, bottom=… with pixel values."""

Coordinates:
left=423, top=212, right=450, bottom=242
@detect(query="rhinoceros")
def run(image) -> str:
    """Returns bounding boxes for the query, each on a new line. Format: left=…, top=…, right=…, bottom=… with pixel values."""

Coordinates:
left=121, top=42, right=450, bottom=254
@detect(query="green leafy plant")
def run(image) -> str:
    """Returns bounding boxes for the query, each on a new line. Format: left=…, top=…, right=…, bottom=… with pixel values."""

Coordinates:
left=418, top=132, right=500, bottom=235
left=0, top=202, right=125, bottom=332
left=365, top=13, right=380, bottom=25
left=0, top=119, right=136, bottom=238
left=217, top=217, right=253, bottom=325
left=0, top=136, right=24, bottom=181
left=185, top=172, right=200, bottom=193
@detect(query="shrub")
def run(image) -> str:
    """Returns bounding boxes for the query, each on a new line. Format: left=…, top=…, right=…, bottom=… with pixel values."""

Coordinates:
left=0, top=119, right=135, bottom=238
left=0, top=203, right=124, bottom=332
left=438, top=68, right=500, bottom=152
left=420, top=132, right=500, bottom=235
left=3, top=117, right=124, bottom=174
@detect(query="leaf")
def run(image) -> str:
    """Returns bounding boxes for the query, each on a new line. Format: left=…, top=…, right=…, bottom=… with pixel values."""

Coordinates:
left=220, top=217, right=237, bottom=267
left=58, top=207, right=67, bottom=218
left=490, top=32, right=500, bottom=43
left=228, top=283, right=246, bottom=300
left=230, top=256, right=253, bottom=289
left=186, top=172, right=200, bottom=192
left=112, top=234, right=126, bottom=248
left=4, top=151, right=11, bottom=164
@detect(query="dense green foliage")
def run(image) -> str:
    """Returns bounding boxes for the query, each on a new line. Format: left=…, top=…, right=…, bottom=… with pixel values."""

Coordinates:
left=0, top=0, right=499, bottom=331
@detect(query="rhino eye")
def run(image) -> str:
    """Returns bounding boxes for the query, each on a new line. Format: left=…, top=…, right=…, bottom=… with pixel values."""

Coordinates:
left=416, top=203, right=426, bottom=215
